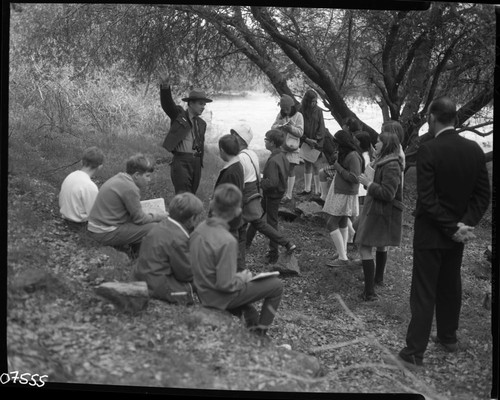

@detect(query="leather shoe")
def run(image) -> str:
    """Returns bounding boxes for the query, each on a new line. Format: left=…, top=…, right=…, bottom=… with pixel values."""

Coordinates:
left=397, top=350, right=423, bottom=369
left=359, top=291, right=378, bottom=302
left=326, top=258, right=351, bottom=267
left=431, top=335, right=458, bottom=352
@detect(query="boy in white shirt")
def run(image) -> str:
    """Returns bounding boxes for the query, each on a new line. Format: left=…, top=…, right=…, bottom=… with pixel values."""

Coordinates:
left=59, top=147, right=104, bottom=228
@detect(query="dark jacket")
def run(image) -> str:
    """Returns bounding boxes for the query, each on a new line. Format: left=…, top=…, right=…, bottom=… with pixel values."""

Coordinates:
left=354, top=154, right=404, bottom=247
left=301, top=106, right=325, bottom=150
left=133, top=218, right=194, bottom=303
left=333, top=151, right=363, bottom=195
left=214, top=160, right=244, bottom=232
left=261, top=149, right=290, bottom=199
left=413, top=129, right=490, bottom=249
left=160, top=85, right=206, bottom=166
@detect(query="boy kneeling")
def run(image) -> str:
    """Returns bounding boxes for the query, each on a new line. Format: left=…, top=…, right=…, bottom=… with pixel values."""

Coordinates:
left=190, top=183, right=283, bottom=338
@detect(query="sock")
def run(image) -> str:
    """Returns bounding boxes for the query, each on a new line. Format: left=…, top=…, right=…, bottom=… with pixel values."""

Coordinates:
left=330, top=229, right=347, bottom=260
left=375, top=250, right=387, bottom=283
left=340, top=227, right=349, bottom=253
left=286, top=176, right=295, bottom=198
left=362, top=259, right=375, bottom=295
left=304, top=173, right=312, bottom=192
left=320, top=181, right=329, bottom=200
left=313, top=175, right=321, bottom=195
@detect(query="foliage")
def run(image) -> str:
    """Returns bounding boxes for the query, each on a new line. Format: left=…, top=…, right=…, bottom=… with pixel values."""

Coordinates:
left=10, top=3, right=494, bottom=147
left=357, top=3, right=495, bottom=146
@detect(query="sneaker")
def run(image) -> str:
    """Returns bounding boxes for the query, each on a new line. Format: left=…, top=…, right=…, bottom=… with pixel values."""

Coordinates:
left=285, top=242, right=297, bottom=253
left=326, top=258, right=351, bottom=268
left=280, top=196, right=292, bottom=204
left=431, top=335, right=458, bottom=352
left=298, top=190, right=312, bottom=196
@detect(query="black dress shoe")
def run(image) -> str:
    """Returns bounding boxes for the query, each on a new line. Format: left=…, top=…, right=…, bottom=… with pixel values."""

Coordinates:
left=397, top=350, right=423, bottom=368
left=431, top=335, right=458, bottom=352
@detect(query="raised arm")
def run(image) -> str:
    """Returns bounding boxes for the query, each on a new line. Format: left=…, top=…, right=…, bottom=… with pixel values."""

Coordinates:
left=160, top=83, right=181, bottom=121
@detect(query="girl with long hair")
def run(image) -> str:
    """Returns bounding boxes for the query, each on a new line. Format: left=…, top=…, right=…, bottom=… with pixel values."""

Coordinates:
left=356, top=129, right=404, bottom=301
left=323, top=130, right=365, bottom=267
left=298, top=89, right=325, bottom=196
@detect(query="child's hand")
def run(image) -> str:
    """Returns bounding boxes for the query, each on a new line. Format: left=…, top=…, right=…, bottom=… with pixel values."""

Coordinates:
left=236, top=269, right=253, bottom=283
left=358, top=173, right=372, bottom=187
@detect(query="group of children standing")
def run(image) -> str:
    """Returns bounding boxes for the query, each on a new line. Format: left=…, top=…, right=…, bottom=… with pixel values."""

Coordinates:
left=58, top=89, right=407, bottom=339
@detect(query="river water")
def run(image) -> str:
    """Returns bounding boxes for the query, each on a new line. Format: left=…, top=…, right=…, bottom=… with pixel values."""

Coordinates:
left=203, top=91, right=492, bottom=153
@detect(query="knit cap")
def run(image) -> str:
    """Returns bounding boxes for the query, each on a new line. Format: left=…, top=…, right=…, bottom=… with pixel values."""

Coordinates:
left=279, top=95, right=294, bottom=108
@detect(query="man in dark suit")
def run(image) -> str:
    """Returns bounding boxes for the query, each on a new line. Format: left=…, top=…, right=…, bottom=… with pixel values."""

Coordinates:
left=160, top=80, right=212, bottom=194
left=398, top=96, right=490, bottom=368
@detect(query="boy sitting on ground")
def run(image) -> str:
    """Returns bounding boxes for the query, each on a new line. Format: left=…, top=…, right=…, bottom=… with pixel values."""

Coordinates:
left=59, top=146, right=104, bottom=230
left=133, top=192, right=204, bottom=305
left=190, top=183, right=283, bottom=338
left=87, top=153, right=169, bottom=256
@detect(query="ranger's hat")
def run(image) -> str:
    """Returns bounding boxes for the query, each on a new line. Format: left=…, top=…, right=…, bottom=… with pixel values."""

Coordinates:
left=182, top=89, right=213, bottom=103
left=230, top=123, right=253, bottom=145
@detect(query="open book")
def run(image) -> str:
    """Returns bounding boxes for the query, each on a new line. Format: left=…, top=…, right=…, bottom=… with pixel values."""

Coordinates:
left=299, top=141, right=321, bottom=163
left=250, top=271, right=280, bottom=281
left=141, top=198, right=166, bottom=214
left=364, top=164, right=375, bottom=182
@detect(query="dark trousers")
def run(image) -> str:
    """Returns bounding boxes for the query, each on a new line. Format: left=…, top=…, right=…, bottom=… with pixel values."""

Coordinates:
left=401, top=244, right=464, bottom=362
left=170, top=153, right=202, bottom=194
left=226, top=277, right=283, bottom=328
left=245, top=195, right=288, bottom=256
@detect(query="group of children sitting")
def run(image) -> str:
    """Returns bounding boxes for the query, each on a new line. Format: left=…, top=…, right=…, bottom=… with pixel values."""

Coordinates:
left=58, top=127, right=295, bottom=338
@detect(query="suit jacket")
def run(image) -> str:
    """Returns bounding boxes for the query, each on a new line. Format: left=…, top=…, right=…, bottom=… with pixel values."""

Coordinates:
left=413, top=129, right=490, bottom=249
left=160, top=85, right=206, bottom=166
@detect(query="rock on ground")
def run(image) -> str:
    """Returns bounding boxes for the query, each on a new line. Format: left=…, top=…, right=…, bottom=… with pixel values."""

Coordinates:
left=95, top=281, right=149, bottom=313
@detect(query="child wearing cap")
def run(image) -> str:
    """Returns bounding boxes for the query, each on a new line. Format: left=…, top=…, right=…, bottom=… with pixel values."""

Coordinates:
left=271, top=94, right=304, bottom=202
left=231, top=124, right=296, bottom=265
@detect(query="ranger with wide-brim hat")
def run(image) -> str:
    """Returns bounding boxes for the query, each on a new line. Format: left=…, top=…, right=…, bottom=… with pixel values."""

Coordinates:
left=160, top=84, right=213, bottom=195
left=182, top=90, right=213, bottom=103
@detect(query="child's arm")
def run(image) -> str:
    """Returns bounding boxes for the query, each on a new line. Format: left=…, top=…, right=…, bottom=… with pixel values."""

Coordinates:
left=271, top=113, right=284, bottom=129
left=287, top=112, right=304, bottom=138
left=214, top=241, right=245, bottom=293
left=260, top=159, right=280, bottom=191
